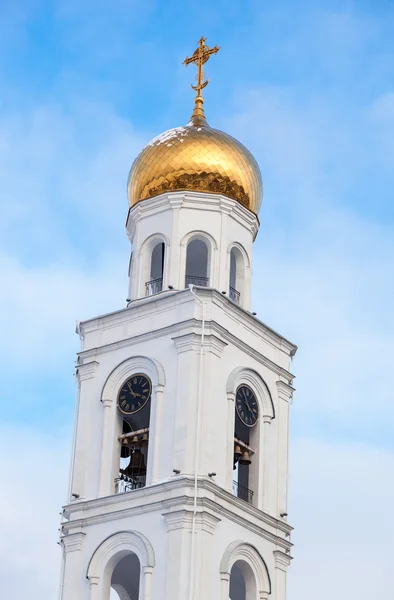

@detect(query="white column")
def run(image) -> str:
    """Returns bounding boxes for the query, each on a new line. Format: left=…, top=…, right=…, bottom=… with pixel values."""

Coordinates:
left=143, top=566, right=153, bottom=600
left=262, top=415, right=272, bottom=513
left=98, top=398, right=113, bottom=497
left=225, top=391, right=236, bottom=493
left=71, top=362, right=99, bottom=501
left=61, top=533, right=87, bottom=600
left=147, top=383, right=164, bottom=484
left=276, top=381, right=293, bottom=516
left=220, top=573, right=230, bottom=600
left=88, top=576, right=100, bottom=600
left=273, top=550, right=292, bottom=600
left=169, top=196, right=183, bottom=289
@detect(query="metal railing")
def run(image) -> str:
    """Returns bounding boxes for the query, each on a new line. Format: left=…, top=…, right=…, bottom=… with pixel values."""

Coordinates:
left=115, top=475, right=145, bottom=494
left=232, top=480, right=254, bottom=504
left=229, top=286, right=240, bottom=304
left=185, top=275, right=209, bottom=287
left=145, top=277, right=163, bottom=296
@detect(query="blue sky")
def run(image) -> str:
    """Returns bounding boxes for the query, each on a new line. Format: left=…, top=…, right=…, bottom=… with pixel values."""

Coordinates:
left=1, top=1, right=394, bottom=599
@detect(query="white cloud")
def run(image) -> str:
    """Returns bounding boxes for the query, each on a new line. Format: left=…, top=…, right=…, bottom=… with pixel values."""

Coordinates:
left=0, top=252, right=126, bottom=370
left=0, top=425, right=69, bottom=599
left=0, top=9, right=393, bottom=599
left=289, top=437, right=394, bottom=600
left=0, top=427, right=391, bottom=600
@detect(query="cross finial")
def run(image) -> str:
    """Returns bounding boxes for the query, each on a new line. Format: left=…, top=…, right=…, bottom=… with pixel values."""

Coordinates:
left=183, top=37, right=220, bottom=125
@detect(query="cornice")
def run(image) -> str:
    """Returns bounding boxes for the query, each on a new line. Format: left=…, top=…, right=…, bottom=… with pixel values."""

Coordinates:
left=60, top=531, right=86, bottom=552
left=62, top=476, right=292, bottom=548
left=77, top=291, right=296, bottom=381
left=78, top=287, right=295, bottom=352
left=273, top=549, right=293, bottom=570
left=75, top=360, right=99, bottom=382
left=125, top=191, right=259, bottom=240
left=162, top=507, right=221, bottom=535
left=276, top=379, right=295, bottom=403
left=171, top=331, right=227, bottom=357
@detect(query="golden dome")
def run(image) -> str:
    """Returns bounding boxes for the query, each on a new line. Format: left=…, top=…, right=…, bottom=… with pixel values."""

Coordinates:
left=127, top=115, right=263, bottom=214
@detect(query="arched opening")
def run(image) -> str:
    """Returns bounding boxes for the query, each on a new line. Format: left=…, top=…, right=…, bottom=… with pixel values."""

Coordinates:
left=229, top=560, right=257, bottom=600
left=229, top=247, right=245, bottom=305
left=233, top=384, right=259, bottom=505
left=116, top=374, right=152, bottom=493
left=110, top=552, right=140, bottom=600
left=146, top=241, right=165, bottom=296
left=185, top=238, right=209, bottom=287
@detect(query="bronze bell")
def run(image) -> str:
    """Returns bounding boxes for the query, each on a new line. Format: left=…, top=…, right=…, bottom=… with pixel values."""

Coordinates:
left=141, top=432, right=149, bottom=444
left=121, top=437, right=131, bottom=458
left=234, top=444, right=242, bottom=459
left=123, top=449, right=147, bottom=477
left=239, top=450, right=251, bottom=466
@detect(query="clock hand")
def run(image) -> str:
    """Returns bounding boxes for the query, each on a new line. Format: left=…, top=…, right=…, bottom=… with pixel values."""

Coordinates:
left=245, top=399, right=252, bottom=412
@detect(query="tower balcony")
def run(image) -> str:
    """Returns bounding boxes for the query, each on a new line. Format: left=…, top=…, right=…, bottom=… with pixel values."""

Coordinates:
left=185, top=274, right=209, bottom=287
left=229, top=286, right=240, bottom=304
left=145, top=277, right=163, bottom=296
left=232, top=480, right=254, bottom=504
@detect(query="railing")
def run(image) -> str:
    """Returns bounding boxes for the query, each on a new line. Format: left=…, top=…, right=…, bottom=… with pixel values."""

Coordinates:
left=145, top=277, right=163, bottom=296
left=229, top=286, right=240, bottom=304
left=232, top=480, right=254, bottom=504
left=115, top=475, right=145, bottom=494
left=185, top=275, right=209, bottom=287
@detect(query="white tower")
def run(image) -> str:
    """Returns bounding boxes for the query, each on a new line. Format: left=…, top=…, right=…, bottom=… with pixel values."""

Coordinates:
left=59, top=38, right=297, bottom=600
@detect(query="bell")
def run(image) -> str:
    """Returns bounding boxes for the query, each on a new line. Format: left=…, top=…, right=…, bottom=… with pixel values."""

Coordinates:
left=141, top=432, right=149, bottom=444
left=122, top=449, right=147, bottom=477
left=234, top=444, right=242, bottom=459
left=121, top=438, right=131, bottom=458
left=239, top=450, right=251, bottom=466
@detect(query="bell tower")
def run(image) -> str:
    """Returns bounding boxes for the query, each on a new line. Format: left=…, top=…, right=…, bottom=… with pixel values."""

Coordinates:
left=59, top=38, right=297, bottom=600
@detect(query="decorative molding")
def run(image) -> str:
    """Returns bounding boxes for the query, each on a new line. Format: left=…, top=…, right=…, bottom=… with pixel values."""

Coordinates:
left=162, top=508, right=221, bottom=535
left=220, top=540, right=271, bottom=595
left=75, top=361, right=99, bottom=382
left=62, top=476, right=292, bottom=549
left=273, top=549, right=292, bottom=570
left=276, top=380, right=294, bottom=403
left=171, top=332, right=227, bottom=357
left=78, top=319, right=295, bottom=385
left=227, top=366, right=275, bottom=419
left=101, top=355, right=166, bottom=402
left=87, top=530, right=155, bottom=579
left=126, top=191, right=259, bottom=239
left=61, top=531, right=86, bottom=553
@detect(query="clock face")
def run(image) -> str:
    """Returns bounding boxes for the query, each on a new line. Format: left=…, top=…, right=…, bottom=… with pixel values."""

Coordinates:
left=118, top=374, right=152, bottom=415
left=235, top=385, right=258, bottom=427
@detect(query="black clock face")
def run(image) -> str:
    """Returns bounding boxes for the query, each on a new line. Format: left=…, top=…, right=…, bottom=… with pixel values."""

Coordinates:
left=235, top=385, right=258, bottom=427
left=118, top=374, right=152, bottom=415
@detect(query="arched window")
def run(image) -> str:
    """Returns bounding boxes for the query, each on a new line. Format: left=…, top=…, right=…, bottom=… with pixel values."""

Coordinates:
left=220, top=541, right=271, bottom=600
left=110, top=553, right=140, bottom=600
left=227, top=368, right=274, bottom=510
left=233, top=384, right=258, bottom=505
left=229, top=247, right=245, bottom=305
left=146, top=241, right=165, bottom=296
left=116, top=374, right=152, bottom=494
left=229, top=561, right=257, bottom=600
left=87, top=531, right=155, bottom=600
left=185, top=238, right=209, bottom=287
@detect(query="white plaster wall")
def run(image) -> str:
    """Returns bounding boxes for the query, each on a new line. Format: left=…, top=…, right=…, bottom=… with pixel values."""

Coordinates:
left=61, top=477, right=291, bottom=600
left=61, top=192, right=296, bottom=600
left=126, top=192, right=258, bottom=310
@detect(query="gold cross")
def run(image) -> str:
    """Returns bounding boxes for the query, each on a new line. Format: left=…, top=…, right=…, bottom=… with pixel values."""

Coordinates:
left=183, top=37, right=220, bottom=123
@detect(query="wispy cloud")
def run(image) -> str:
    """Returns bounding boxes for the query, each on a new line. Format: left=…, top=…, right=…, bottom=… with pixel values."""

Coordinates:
left=0, top=3, right=393, bottom=599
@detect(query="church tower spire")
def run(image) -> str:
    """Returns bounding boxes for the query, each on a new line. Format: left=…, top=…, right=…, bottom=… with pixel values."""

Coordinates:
left=59, top=40, right=297, bottom=600
left=182, top=36, right=220, bottom=125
